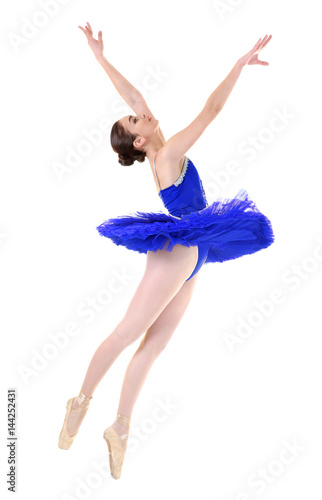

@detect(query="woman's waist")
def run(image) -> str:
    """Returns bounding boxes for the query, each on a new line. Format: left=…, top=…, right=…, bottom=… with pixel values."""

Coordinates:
left=165, top=199, right=208, bottom=218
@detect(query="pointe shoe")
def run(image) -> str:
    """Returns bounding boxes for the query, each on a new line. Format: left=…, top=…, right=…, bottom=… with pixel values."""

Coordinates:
left=103, top=413, right=131, bottom=479
left=58, top=392, right=93, bottom=450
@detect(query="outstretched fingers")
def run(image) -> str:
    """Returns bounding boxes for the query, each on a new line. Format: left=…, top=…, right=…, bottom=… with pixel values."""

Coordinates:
left=253, top=37, right=262, bottom=50
left=78, top=25, right=87, bottom=35
left=78, top=25, right=91, bottom=40
left=86, top=21, right=93, bottom=35
left=255, top=34, right=272, bottom=53
left=78, top=22, right=94, bottom=40
left=261, top=34, right=272, bottom=49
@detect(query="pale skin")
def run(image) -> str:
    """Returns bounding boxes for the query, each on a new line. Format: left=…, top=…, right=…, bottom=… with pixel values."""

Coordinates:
left=69, top=23, right=272, bottom=450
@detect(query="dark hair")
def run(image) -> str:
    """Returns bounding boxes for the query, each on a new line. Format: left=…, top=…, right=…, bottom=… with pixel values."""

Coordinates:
left=110, top=120, right=146, bottom=166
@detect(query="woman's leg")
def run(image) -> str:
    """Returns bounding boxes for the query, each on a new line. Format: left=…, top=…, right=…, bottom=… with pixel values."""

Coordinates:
left=111, top=271, right=199, bottom=451
left=67, top=244, right=198, bottom=436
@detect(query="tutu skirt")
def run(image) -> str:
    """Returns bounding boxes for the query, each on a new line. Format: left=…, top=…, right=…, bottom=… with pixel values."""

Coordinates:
left=96, top=189, right=275, bottom=265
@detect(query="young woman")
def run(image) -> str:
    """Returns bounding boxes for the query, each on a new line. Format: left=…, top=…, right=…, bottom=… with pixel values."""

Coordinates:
left=58, top=23, right=274, bottom=480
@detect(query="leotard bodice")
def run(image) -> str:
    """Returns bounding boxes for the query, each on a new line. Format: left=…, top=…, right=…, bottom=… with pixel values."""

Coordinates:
left=153, top=154, right=208, bottom=218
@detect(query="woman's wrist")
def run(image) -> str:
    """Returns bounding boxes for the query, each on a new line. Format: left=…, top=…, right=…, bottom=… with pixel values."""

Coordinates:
left=236, top=57, right=246, bottom=69
left=95, top=53, right=105, bottom=65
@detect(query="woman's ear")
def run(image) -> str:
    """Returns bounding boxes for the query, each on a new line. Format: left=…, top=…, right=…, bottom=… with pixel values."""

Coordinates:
left=133, top=136, right=145, bottom=149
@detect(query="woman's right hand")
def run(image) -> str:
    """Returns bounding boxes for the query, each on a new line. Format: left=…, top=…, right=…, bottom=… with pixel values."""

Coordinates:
left=78, top=22, right=104, bottom=61
left=238, top=34, right=272, bottom=67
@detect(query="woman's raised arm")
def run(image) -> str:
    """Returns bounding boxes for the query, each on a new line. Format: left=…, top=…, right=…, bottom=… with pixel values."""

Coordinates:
left=162, top=35, right=272, bottom=162
left=210, top=35, right=272, bottom=113
left=78, top=22, right=148, bottom=111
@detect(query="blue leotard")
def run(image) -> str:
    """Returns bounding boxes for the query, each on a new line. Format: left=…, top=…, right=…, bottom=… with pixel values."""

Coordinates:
left=153, top=153, right=209, bottom=281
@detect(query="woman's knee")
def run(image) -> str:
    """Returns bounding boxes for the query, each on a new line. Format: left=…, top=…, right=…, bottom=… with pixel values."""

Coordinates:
left=141, top=324, right=172, bottom=353
left=110, top=325, right=139, bottom=349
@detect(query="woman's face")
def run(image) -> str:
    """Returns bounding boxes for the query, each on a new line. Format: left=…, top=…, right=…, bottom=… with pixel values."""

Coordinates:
left=119, top=113, right=159, bottom=142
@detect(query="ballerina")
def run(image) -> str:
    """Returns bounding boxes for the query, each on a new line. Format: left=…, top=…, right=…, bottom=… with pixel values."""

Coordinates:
left=58, top=22, right=274, bottom=480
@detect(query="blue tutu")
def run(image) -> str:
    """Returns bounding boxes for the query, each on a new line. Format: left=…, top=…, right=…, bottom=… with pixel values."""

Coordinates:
left=96, top=155, right=275, bottom=270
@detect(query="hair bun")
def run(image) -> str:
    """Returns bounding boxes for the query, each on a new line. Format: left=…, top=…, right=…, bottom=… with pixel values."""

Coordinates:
left=118, top=155, right=134, bottom=166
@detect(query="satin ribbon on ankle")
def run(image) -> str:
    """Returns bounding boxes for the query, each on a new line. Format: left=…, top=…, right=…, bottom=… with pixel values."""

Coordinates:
left=75, top=391, right=93, bottom=407
left=116, top=413, right=131, bottom=428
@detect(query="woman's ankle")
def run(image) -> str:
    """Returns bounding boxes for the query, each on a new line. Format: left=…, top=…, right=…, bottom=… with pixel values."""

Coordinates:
left=73, top=391, right=93, bottom=408
left=112, top=419, right=130, bottom=452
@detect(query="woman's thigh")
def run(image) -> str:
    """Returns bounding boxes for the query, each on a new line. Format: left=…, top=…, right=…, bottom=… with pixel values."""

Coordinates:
left=114, top=244, right=199, bottom=345
left=138, top=270, right=199, bottom=355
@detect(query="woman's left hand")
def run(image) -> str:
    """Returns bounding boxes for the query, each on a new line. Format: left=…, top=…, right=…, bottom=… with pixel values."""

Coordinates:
left=78, top=22, right=104, bottom=61
left=238, top=35, right=272, bottom=67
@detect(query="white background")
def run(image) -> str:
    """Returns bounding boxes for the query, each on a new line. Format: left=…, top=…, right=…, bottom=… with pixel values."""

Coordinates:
left=1, top=0, right=321, bottom=498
